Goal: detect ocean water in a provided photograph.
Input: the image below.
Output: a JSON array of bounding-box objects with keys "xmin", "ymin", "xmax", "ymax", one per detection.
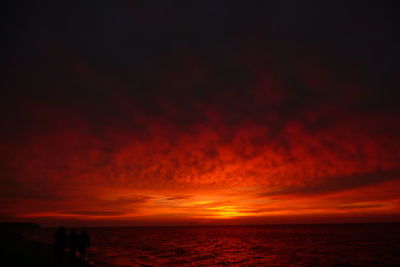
[{"xmin": 22, "ymin": 224, "xmax": 400, "ymax": 266}]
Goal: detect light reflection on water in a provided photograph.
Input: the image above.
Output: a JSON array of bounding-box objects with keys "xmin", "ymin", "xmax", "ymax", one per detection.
[{"xmin": 23, "ymin": 224, "xmax": 400, "ymax": 266}]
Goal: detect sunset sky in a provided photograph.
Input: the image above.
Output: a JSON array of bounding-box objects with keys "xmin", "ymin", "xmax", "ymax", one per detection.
[{"xmin": 1, "ymin": 1, "xmax": 400, "ymax": 226}]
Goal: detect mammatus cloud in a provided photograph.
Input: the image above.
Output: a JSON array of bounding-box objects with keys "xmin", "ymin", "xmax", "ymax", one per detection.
[{"xmin": 1, "ymin": 0, "xmax": 399, "ymax": 225}]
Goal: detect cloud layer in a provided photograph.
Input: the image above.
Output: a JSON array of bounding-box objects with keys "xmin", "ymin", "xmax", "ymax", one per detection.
[{"xmin": 1, "ymin": 0, "xmax": 399, "ymax": 225}]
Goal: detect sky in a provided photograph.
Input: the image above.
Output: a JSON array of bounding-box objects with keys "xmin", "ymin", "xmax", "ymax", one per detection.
[{"xmin": 1, "ymin": 1, "xmax": 400, "ymax": 226}]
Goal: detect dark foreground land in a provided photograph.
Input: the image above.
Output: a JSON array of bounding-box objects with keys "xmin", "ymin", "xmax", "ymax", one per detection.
[{"xmin": 0, "ymin": 231, "xmax": 92, "ymax": 267}]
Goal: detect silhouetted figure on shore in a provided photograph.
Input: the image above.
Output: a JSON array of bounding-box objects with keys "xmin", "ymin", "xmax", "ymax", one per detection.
[
  {"xmin": 68, "ymin": 229, "xmax": 79, "ymax": 262},
  {"xmin": 54, "ymin": 226, "xmax": 67, "ymax": 263},
  {"xmin": 78, "ymin": 229, "xmax": 91, "ymax": 259}
]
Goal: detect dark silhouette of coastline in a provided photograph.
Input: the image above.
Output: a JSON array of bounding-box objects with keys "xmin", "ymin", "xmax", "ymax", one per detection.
[
  {"xmin": 0, "ymin": 224, "xmax": 93, "ymax": 267},
  {"xmin": 0, "ymin": 222, "xmax": 40, "ymax": 230}
]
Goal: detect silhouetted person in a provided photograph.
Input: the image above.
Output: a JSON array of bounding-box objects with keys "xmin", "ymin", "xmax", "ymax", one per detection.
[
  {"xmin": 54, "ymin": 226, "xmax": 67, "ymax": 263},
  {"xmin": 78, "ymin": 229, "xmax": 91, "ymax": 259},
  {"xmin": 68, "ymin": 229, "xmax": 79, "ymax": 262}
]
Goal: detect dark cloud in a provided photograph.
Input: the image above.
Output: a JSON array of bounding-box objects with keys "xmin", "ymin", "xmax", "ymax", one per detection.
[
  {"xmin": 165, "ymin": 195, "xmax": 192, "ymax": 201},
  {"xmin": 338, "ymin": 203, "xmax": 387, "ymax": 210},
  {"xmin": 106, "ymin": 195, "xmax": 153, "ymax": 206},
  {"xmin": 62, "ymin": 210, "xmax": 126, "ymax": 216},
  {"xmin": 261, "ymin": 168, "xmax": 400, "ymax": 197}
]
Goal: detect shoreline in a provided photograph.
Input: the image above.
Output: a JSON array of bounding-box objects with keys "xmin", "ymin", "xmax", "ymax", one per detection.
[{"xmin": 0, "ymin": 231, "xmax": 93, "ymax": 267}]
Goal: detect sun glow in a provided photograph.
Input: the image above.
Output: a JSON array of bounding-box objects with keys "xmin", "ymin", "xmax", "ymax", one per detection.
[{"xmin": 205, "ymin": 206, "xmax": 243, "ymax": 218}]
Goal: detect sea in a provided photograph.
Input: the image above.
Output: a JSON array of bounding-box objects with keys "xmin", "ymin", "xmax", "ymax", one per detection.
[{"xmin": 19, "ymin": 223, "xmax": 400, "ymax": 266}]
